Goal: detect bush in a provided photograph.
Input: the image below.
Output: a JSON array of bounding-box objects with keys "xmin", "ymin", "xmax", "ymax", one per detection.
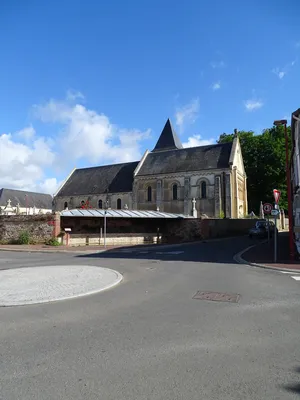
[
  {"xmin": 18, "ymin": 231, "xmax": 30, "ymax": 245},
  {"xmin": 45, "ymin": 237, "xmax": 60, "ymax": 246}
]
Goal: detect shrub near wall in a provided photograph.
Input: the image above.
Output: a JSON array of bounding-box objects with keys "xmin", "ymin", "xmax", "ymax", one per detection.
[{"xmin": 0, "ymin": 215, "xmax": 55, "ymax": 244}]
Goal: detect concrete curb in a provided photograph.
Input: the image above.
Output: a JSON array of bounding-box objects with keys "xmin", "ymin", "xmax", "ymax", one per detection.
[
  {"xmin": 233, "ymin": 241, "xmax": 300, "ymax": 273},
  {"xmin": 0, "ymin": 235, "xmax": 246, "ymax": 255}
]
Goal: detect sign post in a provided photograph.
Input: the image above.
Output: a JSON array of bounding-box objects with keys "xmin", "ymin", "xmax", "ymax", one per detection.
[
  {"xmin": 273, "ymin": 189, "xmax": 281, "ymax": 263},
  {"xmin": 263, "ymin": 203, "xmax": 273, "ymax": 243},
  {"xmin": 104, "ymin": 210, "xmax": 107, "ymax": 248}
]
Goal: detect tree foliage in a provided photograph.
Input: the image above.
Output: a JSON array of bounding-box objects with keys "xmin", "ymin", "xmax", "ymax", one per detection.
[{"xmin": 217, "ymin": 126, "xmax": 291, "ymax": 214}]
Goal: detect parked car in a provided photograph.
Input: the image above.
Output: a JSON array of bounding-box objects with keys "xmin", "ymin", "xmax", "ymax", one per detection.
[{"xmin": 249, "ymin": 219, "xmax": 278, "ymax": 239}]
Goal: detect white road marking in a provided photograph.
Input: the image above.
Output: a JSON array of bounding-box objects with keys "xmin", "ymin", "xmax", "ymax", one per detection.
[
  {"xmin": 155, "ymin": 251, "xmax": 184, "ymax": 255},
  {"xmin": 291, "ymin": 276, "xmax": 300, "ymax": 281},
  {"xmin": 279, "ymin": 271, "xmax": 299, "ymax": 274}
]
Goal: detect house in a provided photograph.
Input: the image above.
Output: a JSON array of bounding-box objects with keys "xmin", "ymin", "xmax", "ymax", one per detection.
[
  {"xmin": 53, "ymin": 119, "xmax": 248, "ymax": 218},
  {"xmin": 291, "ymin": 108, "xmax": 300, "ymax": 254},
  {"xmin": 0, "ymin": 188, "xmax": 53, "ymax": 215}
]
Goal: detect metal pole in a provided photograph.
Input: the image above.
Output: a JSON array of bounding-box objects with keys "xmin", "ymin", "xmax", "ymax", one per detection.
[
  {"xmin": 267, "ymin": 215, "xmax": 270, "ymax": 243},
  {"xmin": 274, "ymin": 211, "xmax": 277, "ymax": 263},
  {"xmin": 284, "ymin": 123, "xmax": 295, "ymax": 260},
  {"xmin": 104, "ymin": 211, "xmax": 107, "ymax": 248}
]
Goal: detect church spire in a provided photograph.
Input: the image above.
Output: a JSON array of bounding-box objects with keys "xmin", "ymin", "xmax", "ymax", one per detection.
[{"xmin": 152, "ymin": 119, "xmax": 183, "ymax": 152}]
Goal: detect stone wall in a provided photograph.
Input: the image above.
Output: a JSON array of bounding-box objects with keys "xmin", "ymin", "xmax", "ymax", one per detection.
[
  {"xmin": 53, "ymin": 192, "xmax": 133, "ymax": 212},
  {"xmin": 62, "ymin": 233, "xmax": 161, "ymax": 247},
  {"xmin": 134, "ymin": 172, "xmax": 217, "ymax": 216},
  {"xmin": 0, "ymin": 214, "xmax": 58, "ymax": 244},
  {"xmin": 162, "ymin": 218, "xmax": 255, "ymax": 243},
  {"xmin": 199, "ymin": 218, "xmax": 255, "ymax": 239}
]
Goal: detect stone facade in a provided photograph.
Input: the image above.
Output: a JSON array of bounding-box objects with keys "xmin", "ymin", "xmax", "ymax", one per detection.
[{"xmin": 53, "ymin": 192, "xmax": 133, "ymax": 213}]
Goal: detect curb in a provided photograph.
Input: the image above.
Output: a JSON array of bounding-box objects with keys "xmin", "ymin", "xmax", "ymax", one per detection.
[
  {"xmin": 0, "ymin": 247, "xmax": 107, "ymax": 255},
  {"xmin": 233, "ymin": 241, "xmax": 300, "ymax": 273},
  {"xmin": 0, "ymin": 235, "xmax": 247, "ymax": 255}
]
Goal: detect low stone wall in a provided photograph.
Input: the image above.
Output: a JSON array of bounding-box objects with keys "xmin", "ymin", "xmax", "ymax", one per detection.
[
  {"xmin": 199, "ymin": 218, "xmax": 255, "ymax": 239},
  {"xmin": 162, "ymin": 218, "xmax": 255, "ymax": 243},
  {"xmin": 61, "ymin": 233, "xmax": 161, "ymax": 247},
  {"xmin": 0, "ymin": 214, "xmax": 58, "ymax": 244}
]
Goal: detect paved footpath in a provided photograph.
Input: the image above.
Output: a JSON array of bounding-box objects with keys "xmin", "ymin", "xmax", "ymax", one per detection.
[{"xmin": 240, "ymin": 232, "xmax": 300, "ymax": 271}]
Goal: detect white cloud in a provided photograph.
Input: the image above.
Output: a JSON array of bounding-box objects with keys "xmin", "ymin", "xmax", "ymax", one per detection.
[
  {"xmin": 272, "ymin": 60, "xmax": 296, "ymax": 79},
  {"xmin": 272, "ymin": 68, "xmax": 286, "ymax": 79},
  {"xmin": 175, "ymin": 98, "xmax": 199, "ymax": 132},
  {"xmin": 244, "ymin": 99, "xmax": 264, "ymax": 111},
  {"xmin": 183, "ymin": 134, "xmax": 215, "ymax": 148},
  {"xmin": 211, "ymin": 81, "xmax": 221, "ymax": 91},
  {"xmin": 0, "ymin": 93, "xmax": 150, "ymax": 194},
  {"xmin": 210, "ymin": 61, "xmax": 226, "ymax": 68},
  {"xmin": 34, "ymin": 98, "xmax": 150, "ymax": 165},
  {"xmin": 0, "ymin": 132, "xmax": 56, "ymax": 193},
  {"xmin": 16, "ymin": 125, "xmax": 35, "ymax": 140}
]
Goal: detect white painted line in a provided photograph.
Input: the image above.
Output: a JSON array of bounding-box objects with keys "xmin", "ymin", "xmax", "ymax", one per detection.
[
  {"xmin": 291, "ymin": 276, "xmax": 300, "ymax": 281},
  {"xmin": 279, "ymin": 271, "xmax": 300, "ymax": 274},
  {"xmin": 156, "ymin": 251, "xmax": 184, "ymax": 255}
]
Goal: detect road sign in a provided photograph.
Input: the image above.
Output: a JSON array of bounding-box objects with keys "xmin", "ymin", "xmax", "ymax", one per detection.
[
  {"xmin": 271, "ymin": 209, "xmax": 279, "ymax": 216},
  {"xmin": 263, "ymin": 203, "xmax": 273, "ymax": 214},
  {"xmin": 273, "ymin": 189, "xmax": 281, "ymax": 204}
]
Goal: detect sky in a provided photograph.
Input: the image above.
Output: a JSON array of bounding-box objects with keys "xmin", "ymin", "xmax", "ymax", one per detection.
[{"xmin": 0, "ymin": 0, "xmax": 300, "ymax": 195}]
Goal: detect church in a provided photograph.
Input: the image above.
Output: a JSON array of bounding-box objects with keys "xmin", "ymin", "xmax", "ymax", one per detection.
[{"xmin": 53, "ymin": 119, "xmax": 248, "ymax": 218}]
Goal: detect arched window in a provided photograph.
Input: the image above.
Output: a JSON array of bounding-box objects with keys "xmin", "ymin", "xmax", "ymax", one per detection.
[
  {"xmin": 117, "ymin": 198, "xmax": 122, "ymax": 209},
  {"xmin": 64, "ymin": 202, "xmax": 68, "ymax": 209},
  {"xmin": 201, "ymin": 181, "xmax": 207, "ymax": 199},
  {"xmin": 172, "ymin": 184, "xmax": 178, "ymax": 200},
  {"xmin": 147, "ymin": 186, "xmax": 152, "ymax": 202},
  {"xmin": 98, "ymin": 199, "xmax": 103, "ymax": 209}
]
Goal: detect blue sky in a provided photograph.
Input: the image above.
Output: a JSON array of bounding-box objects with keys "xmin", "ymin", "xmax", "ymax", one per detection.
[{"xmin": 0, "ymin": 0, "xmax": 300, "ymax": 194}]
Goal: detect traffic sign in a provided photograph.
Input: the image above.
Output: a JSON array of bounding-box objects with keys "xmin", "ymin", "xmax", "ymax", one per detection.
[
  {"xmin": 271, "ymin": 209, "xmax": 279, "ymax": 216},
  {"xmin": 263, "ymin": 203, "xmax": 273, "ymax": 214},
  {"xmin": 273, "ymin": 189, "xmax": 281, "ymax": 204}
]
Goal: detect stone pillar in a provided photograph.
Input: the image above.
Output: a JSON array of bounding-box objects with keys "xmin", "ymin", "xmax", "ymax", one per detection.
[
  {"xmin": 184, "ymin": 177, "xmax": 190, "ymax": 215},
  {"xmin": 214, "ymin": 175, "xmax": 222, "ymax": 217},
  {"xmin": 156, "ymin": 179, "xmax": 162, "ymax": 211},
  {"xmin": 225, "ymin": 173, "xmax": 232, "ymax": 218},
  {"xmin": 53, "ymin": 212, "xmax": 61, "ymax": 237}
]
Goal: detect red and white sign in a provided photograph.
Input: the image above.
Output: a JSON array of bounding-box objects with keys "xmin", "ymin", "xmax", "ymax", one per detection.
[
  {"xmin": 263, "ymin": 203, "xmax": 273, "ymax": 214},
  {"xmin": 273, "ymin": 189, "xmax": 281, "ymax": 204}
]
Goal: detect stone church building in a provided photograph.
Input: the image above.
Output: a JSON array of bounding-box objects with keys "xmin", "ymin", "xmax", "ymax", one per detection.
[{"xmin": 53, "ymin": 119, "xmax": 248, "ymax": 218}]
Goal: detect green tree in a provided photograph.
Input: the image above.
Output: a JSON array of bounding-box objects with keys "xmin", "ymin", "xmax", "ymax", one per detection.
[{"xmin": 217, "ymin": 126, "xmax": 291, "ymax": 214}]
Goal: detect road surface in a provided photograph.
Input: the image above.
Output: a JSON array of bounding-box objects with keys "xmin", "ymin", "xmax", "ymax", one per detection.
[{"xmin": 1, "ymin": 236, "xmax": 300, "ymax": 399}]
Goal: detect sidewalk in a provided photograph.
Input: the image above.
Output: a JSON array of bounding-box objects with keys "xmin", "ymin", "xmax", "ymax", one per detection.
[
  {"xmin": 241, "ymin": 232, "xmax": 300, "ymax": 271},
  {"xmin": 0, "ymin": 243, "xmax": 140, "ymax": 254}
]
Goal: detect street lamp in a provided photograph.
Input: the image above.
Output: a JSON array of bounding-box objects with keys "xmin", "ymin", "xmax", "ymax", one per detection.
[{"xmin": 273, "ymin": 119, "xmax": 294, "ymax": 260}]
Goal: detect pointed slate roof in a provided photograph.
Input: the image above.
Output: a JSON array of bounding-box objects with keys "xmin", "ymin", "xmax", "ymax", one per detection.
[{"xmin": 152, "ymin": 119, "xmax": 183, "ymax": 152}]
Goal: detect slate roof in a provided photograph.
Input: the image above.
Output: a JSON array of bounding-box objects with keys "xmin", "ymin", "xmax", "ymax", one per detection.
[
  {"xmin": 153, "ymin": 119, "xmax": 183, "ymax": 152},
  {"xmin": 136, "ymin": 142, "xmax": 233, "ymax": 176},
  {"xmin": 0, "ymin": 188, "xmax": 53, "ymax": 209},
  {"xmin": 57, "ymin": 161, "xmax": 139, "ymax": 197}
]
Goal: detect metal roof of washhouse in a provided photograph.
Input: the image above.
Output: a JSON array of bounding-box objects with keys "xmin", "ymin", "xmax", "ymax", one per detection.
[{"xmin": 60, "ymin": 209, "xmax": 194, "ymax": 219}]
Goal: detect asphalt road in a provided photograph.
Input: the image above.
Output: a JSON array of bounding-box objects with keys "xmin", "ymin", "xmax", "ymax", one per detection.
[{"xmin": 1, "ymin": 236, "xmax": 300, "ymax": 399}]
